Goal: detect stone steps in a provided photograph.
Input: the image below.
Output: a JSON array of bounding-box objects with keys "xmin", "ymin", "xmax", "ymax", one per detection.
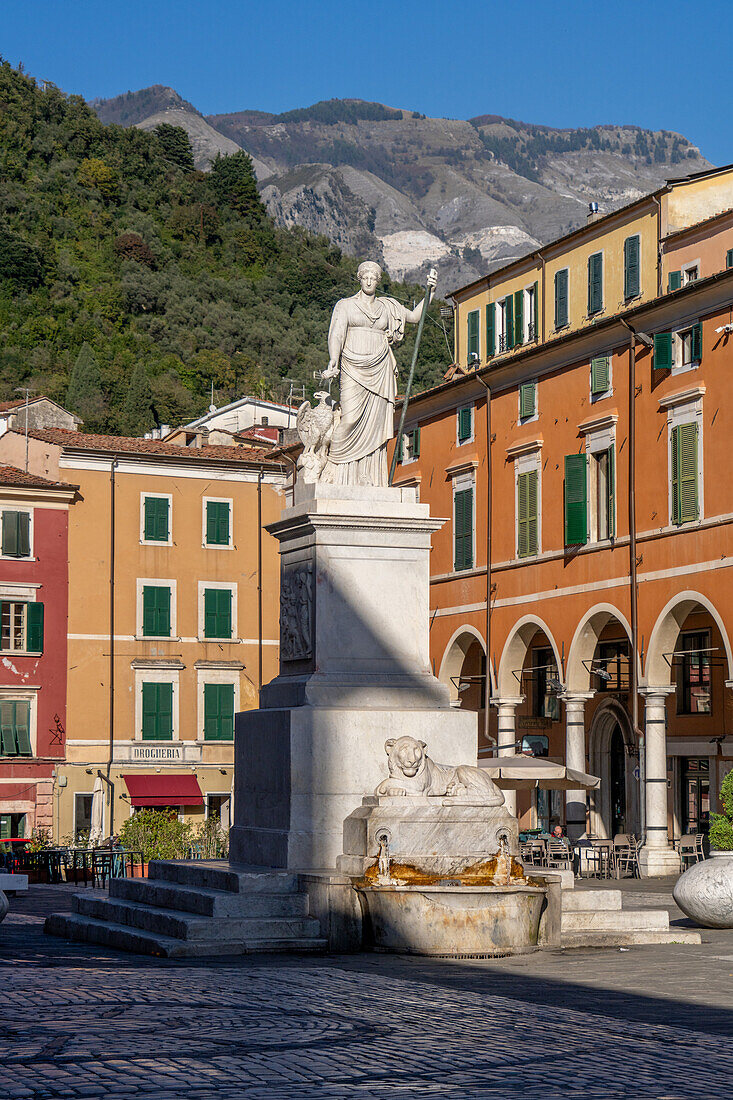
[
  {"xmin": 560, "ymin": 887, "xmax": 701, "ymax": 947},
  {"xmin": 109, "ymin": 877, "xmax": 308, "ymax": 918},
  {"xmin": 45, "ymin": 913, "xmax": 327, "ymax": 958},
  {"xmin": 44, "ymin": 860, "xmax": 327, "ymax": 958},
  {"xmin": 73, "ymin": 894, "xmax": 320, "ymax": 942}
]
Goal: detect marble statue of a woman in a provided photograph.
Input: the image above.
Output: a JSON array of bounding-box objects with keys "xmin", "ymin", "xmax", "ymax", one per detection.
[{"xmin": 319, "ymin": 261, "xmax": 437, "ymax": 487}]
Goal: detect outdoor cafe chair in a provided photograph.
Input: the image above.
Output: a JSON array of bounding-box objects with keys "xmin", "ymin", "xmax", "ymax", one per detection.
[
  {"xmin": 614, "ymin": 834, "xmax": 640, "ymax": 879},
  {"xmin": 520, "ymin": 839, "xmax": 546, "ymax": 867},
  {"xmin": 678, "ymin": 833, "xmax": 705, "ymax": 868},
  {"xmin": 546, "ymin": 839, "xmax": 573, "ymax": 871}
]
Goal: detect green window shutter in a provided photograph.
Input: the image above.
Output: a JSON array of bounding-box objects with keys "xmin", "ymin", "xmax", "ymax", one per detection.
[
  {"xmin": 14, "ymin": 702, "xmax": 30, "ymax": 755},
  {"xmin": 532, "ymin": 280, "xmax": 539, "ymax": 337},
  {"xmin": 146, "ymin": 586, "xmax": 171, "ymax": 637},
  {"xmin": 672, "ymin": 423, "xmax": 699, "ymax": 525},
  {"xmin": 413, "ymin": 426, "xmax": 420, "ymax": 458},
  {"xmin": 467, "ymin": 310, "xmax": 479, "ymax": 363},
  {"xmin": 653, "ymin": 332, "xmax": 673, "ymax": 370},
  {"xmin": 691, "ymin": 322, "xmax": 702, "ymax": 362},
  {"xmin": 486, "ymin": 302, "xmax": 495, "ymax": 357},
  {"xmin": 505, "ymin": 295, "xmax": 514, "ymax": 349},
  {"xmin": 17, "ymin": 513, "xmax": 30, "ymax": 557},
  {"xmin": 554, "ymin": 269, "xmax": 568, "ymax": 328},
  {"xmin": 0, "ymin": 701, "xmax": 13, "ymax": 754},
  {"xmin": 204, "ymin": 588, "xmax": 232, "ymax": 639},
  {"xmin": 26, "ymin": 602, "xmax": 44, "ymax": 653},
  {"xmin": 144, "ymin": 497, "xmax": 169, "ymax": 541},
  {"xmin": 2, "ymin": 512, "xmax": 18, "ymax": 557},
  {"xmin": 204, "ymin": 683, "xmax": 235, "ymax": 741},
  {"xmin": 590, "ymin": 356, "xmax": 610, "ymax": 395},
  {"xmin": 624, "ymin": 236, "xmax": 640, "ymax": 299},
  {"xmin": 668, "ymin": 270, "xmax": 682, "ymax": 292},
  {"xmin": 519, "ymin": 381, "xmax": 536, "ymax": 419},
  {"xmin": 514, "ymin": 290, "xmax": 524, "ymax": 346},
  {"xmin": 588, "ymin": 253, "xmax": 603, "ymax": 314},
  {"xmin": 142, "ymin": 682, "xmax": 173, "ymax": 740},
  {"xmin": 206, "ymin": 501, "xmax": 230, "ymax": 545},
  {"xmin": 564, "ymin": 453, "xmax": 588, "ymax": 546},
  {"xmin": 457, "ymin": 406, "xmax": 472, "ymax": 443},
  {"xmin": 517, "ymin": 470, "xmax": 538, "ymax": 558},
  {"xmin": 607, "ymin": 446, "xmax": 616, "ymax": 539},
  {"xmin": 454, "ymin": 487, "xmax": 474, "ymax": 570},
  {"xmin": 397, "ymin": 432, "xmax": 404, "ymax": 462},
  {"xmin": 727, "ymin": 249, "xmax": 733, "ymax": 269}
]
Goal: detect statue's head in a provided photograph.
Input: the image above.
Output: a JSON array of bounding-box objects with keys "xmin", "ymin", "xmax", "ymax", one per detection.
[{"xmin": 357, "ymin": 260, "xmax": 382, "ymax": 294}]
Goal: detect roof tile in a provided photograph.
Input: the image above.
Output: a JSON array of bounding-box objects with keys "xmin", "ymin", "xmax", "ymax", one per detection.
[{"xmin": 19, "ymin": 428, "xmax": 281, "ymax": 465}]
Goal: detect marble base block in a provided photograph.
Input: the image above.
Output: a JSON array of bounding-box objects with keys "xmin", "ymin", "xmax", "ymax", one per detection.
[{"xmin": 338, "ymin": 795, "xmax": 518, "ymax": 878}]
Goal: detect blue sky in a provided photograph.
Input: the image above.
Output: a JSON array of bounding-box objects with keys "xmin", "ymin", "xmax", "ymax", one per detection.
[{"xmin": 2, "ymin": 0, "xmax": 730, "ymax": 164}]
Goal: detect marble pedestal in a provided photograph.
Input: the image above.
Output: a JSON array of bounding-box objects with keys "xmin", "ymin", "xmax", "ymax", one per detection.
[{"xmin": 231, "ymin": 483, "xmax": 477, "ymax": 871}]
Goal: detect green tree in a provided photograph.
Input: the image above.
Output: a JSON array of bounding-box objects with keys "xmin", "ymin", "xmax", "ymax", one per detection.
[
  {"xmin": 65, "ymin": 343, "xmax": 106, "ymax": 430},
  {"xmin": 208, "ymin": 150, "xmax": 264, "ymax": 217},
  {"xmin": 154, "ymin": 123, "xmax": 195, "ymax": 172},
  {"xmin": 76, "ymin": 157, "xmax": 120, "ymax": 201},
  {"xmin": 119, "ymin": 361, "xmax": 156, "ymax": 436}
]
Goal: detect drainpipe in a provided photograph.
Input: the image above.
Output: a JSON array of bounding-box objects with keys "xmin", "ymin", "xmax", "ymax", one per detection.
[
  {"xmin": 620, "ymin": 322, "xmax": 645, "ymax": 843},
  {"xmin": 476, "ymin": 376, "xmax": 492, "ymax": 747},
  {"xmin": 107, "ymin": 458, "xmax": 117, "ymax": 837}
]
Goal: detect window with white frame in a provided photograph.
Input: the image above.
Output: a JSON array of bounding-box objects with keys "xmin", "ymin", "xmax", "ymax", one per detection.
[
  {"xmin": 663, "ymin": 393, "xmax": 703, "ymax": 527},
  {"xmin": 134, "ymin": 666, "xmax": 180, "ymax": 741},
  {"xmin": 198, "ymin": 582, "xmax": 237, "ymax": 641},
  {"xmin": 0, "ymin": 691, "xmax": 36, "ymax": 757},
  {"xmin": 197, "ymin": 667, "xmax": 241, "ymax": 742},
  {"xmin": 0, "ymin": 599, "xmax": 44, "ymax": 653},
  {"xmin": 398, "ymin": 426, "xmax": 420, "ymax": 464},
  {"xmin": 497, "ymin": 297, "xmax": 508, "ymax": 352},
  {"xmin": 140, "ymin": 494, "xmax": 172, "ymax": 545},
  {"xmin": 203, "ymin": 498, "xmax": 232, "ymax": 548},
  {"xmin": 586, "ymin": 426, "xmax": 616, "ymax": 543},
  {"xmin": 525, "ymin": 283, "xmax": 538, "ymax": 342},
  {"xmin": 457, "ymin": 405, "xmax": 473, "ymax": 445},
  {"xmin": 1, "ymin": 509, "xmax": 32, "ymax": 558},
  {"xmin": 515, "ymin": 451, "xmax": 541, "ymax": 559},
  {"xmin": 682, "ymin": 260, "xmax": 700, "ymax": 285},
  {"xmin": 137, "ymin": 580, "xmax": 176, "ymax": 639},
  {"xmin": 653, "ymin": 322, "xmax": 703, "ymax": 375}
]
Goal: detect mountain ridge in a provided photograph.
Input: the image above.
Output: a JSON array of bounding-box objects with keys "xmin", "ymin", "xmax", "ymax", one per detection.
[{"xmin": 90, "ymin": 88, "xmax": 713, "ymax": 286}]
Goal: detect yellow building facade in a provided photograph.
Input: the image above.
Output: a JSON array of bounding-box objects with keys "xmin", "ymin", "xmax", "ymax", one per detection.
[
  {"xmin": 0, "ymin": 428, "xmax": 286, "ymax": 842},
  {"xmin": 453, "ymin": 165, "xmax": 733, "ymax": 370}
]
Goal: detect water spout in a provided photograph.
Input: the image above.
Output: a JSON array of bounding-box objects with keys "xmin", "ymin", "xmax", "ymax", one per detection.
[
  {"xmin": 498, "ymin": 834, "xmax": 511, "ymax": 886},
  {"xmin": 377, "ymin": 833, "xmax": 392, "ymax": 884}
]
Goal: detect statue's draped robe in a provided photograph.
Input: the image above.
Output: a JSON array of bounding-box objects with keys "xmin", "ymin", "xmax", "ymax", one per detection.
[{"xmin": 325, "ymin": 293, "xmax": 408, "ymax": 486}]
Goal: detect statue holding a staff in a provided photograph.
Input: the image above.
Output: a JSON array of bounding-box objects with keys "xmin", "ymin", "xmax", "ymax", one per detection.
[{"xmin": 297, "ymin": 261, "xmax": 436, "ymax": 487}]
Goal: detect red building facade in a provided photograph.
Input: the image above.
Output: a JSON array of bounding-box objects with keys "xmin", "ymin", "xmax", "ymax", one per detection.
[{"xmin": 0, "ymin": 465, "xmax": 76, "ymax": 840}]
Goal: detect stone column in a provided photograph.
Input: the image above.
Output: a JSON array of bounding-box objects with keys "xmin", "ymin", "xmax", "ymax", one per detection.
[
  {"xmin": 562, "ymin": 693, "xmax": 594, "ymax": 841},
  {"xmin": 638, "ymin": 687, "xmax": 681, "ymax": 878},
  {"xmin": 492, "ymin": 697, "xmax": 524, "ymax": 817}
]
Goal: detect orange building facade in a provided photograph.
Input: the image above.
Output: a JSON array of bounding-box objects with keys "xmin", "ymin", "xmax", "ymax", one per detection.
[{"xmin": 396, "ymin": 263, "xmax": 733, "ymax": 876}]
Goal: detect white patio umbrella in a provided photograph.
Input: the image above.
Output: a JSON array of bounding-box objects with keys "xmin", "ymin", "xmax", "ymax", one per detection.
[
  {"xmin": 479, "ymin": 754, "xmax": 600, "ymax": 791},
  {"xmin": 89, "ymin": 775, "xmax": 105, "ymax": 846},
  {"xmin": 228, "ymin": 773, "xmax": 235, "ymax": 830}
]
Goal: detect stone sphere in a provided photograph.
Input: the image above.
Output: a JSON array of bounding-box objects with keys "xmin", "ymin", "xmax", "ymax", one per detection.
[
  {"xmin": 0, "ymin": 890, "xmax": 8, "ymax": 924},
  {"xmin": 673, "ymin": 851, "xmax": 733, "ymax": 928}
]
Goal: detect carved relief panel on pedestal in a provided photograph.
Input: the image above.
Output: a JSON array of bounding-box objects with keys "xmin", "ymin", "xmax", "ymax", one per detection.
[{"xmin": 280, "ymin": 562, "xmax": 313, "ymax": 661}]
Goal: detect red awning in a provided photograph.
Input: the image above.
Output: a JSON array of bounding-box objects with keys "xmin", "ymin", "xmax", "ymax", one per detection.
[{"xmin": 122, "ymin": 774, "xmax": 204, "ymax": 807}]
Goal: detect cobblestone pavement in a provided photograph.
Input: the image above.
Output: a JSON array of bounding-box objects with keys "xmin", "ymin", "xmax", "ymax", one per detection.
[{"xmin": 1, "ymin": 886, "xmax": 732, "ymax": 1099}]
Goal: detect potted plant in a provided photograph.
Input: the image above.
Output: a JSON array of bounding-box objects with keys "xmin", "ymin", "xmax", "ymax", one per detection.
[
  {"xmin": 673, "ymin": 769, "xmax": 733, "ymax": 928},
  {"xmin": 118, "ymin": 809, "xmax": 193, "ymax": 876},
  {"xmin": 26, "ymin": 828, "xmax": 52, "ymax": 883}
]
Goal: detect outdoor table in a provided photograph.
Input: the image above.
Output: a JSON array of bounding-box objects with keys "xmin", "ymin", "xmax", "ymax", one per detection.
[{"xmin": 577, "ymin": 839, "xmax": 614, "ymax": 879}]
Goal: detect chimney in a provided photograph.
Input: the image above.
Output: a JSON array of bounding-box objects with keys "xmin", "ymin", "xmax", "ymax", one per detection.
[{"xmin": 587, "ymin": 201, "xmax": 601, "ymax": 224}]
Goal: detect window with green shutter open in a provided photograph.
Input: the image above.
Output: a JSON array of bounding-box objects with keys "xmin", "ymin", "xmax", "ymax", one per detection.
[
  {"xmin": 517, "ymin": 469, "xmax": 539, "ymax": 558},
  {"xmin": 0, "ymin": 601, "xmax": 43, "ymax": 653},
  {"xmin": 554, "ymin": 269, "xmax": 569, "ymax": 329},
  {"xmin": 204, "ymin": 683, "xmax": 235, "ymax": 741},
  {"xmin": 142, "ymin": 586, "xmax": 171, "ymax": 637},
  {"xmin": 590, "ymin": 447, "xmax": 615, "ymax": 542},
  {"xmin": 141, "ymin": 682, "xmax": 173, "ymax": 741},
  {"xmin": 486, "ymin": 302, "xmax": 495, "ymax": 357},
  {"xmin": 624, "ymin": 235, "xmax": 640, "ymax": 300},
  {"xmin": 204, "ymin": 588, "xmax": 233, "ymax": 639},
  {"xmin": 513, "ymin": 290, "xmax": 524, "ymax": 347},
  {"xmin": 206, "ymin": 501, "xmax": 230, "ymax": 546},
  {"xmin": 680, "ymin": 323, "xmax": 702, "ymax": 367},
  {"xmin": 399, "ymin": 426, "xmax": 420, "ymax": 463},
  {"xmin": 143, "ymin": 496, "xmax": 169, "ymax": 542},
  {"xmin": 519, "ymin": 381, "xmax": 536, "ymax": 419},
  {"xmin": 1, "ymin": 511, "xmax": 31, "ymax": 558},
  {"xmin": 564, "ymin": 454, "xmax": 587, "ymax": 546},
  {"xmin": 590, "ymin": 356, "xmax": 611, "ymax": 396},
  {"xmin": 671, "ymin": 422, "xmax": 699, "ymax": 525},
  {"xmin": 466, "ymin": 309, "xmax": 480, "ymax": 364},
  {"xmin": 587, "ymin": 252, "xmax": 603, "ymax": 315},
  {"xmin": 654, "ymin": 332, "xmax": 673, "ymax": 370},
  {"xmin": 454, "ymin": 487, "xmax": 474, "ymax": 571},
  {"xmin": 668, "ymin": 270, "xmax": 682, "ymax": 292},
  {"xmin": 457, "ymin": 406, "xmax": 472, "ymax": 444},
  {"xmin": 0, "ymin": 700, "xmax": 31, "ymax": 756}
]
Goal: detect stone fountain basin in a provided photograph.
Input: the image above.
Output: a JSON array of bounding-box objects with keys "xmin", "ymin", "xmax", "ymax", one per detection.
[{"xmin": 357, "ymin": 883, "xmax": 546, "ymax": 956}]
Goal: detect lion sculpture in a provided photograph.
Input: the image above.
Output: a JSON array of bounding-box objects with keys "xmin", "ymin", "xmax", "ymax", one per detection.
[{"xmin": 376, "ymin": 736, "xmax": 505, "ymax": 807}]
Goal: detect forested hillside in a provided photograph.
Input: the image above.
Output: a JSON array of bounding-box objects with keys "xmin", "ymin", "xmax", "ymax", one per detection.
[{"xmin": 0, "ymin": 63, "xmax": 451, "ymax": 436}]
